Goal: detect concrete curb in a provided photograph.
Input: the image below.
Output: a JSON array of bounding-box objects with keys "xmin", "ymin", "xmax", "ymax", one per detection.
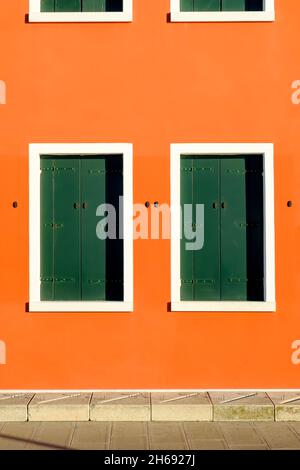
[{"xmin": 0, "ymin": 392, "xmax": 300, "ymax": 422}]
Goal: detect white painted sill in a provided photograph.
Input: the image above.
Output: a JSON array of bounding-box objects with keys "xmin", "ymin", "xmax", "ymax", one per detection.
[
  {"xmin": 29, "ymin": 301, "xmax": 133, "ymax": 312},
  {"xmin": 170, "ymin": 11, "xmax": 275, "ymax": 22},
  {"xmin": 171, "ymin": 302, "xmax": 276, "ymax": 312},
  {"xmin": 29, "ymin": 12, "xmax": 133, "ymax": 23}
]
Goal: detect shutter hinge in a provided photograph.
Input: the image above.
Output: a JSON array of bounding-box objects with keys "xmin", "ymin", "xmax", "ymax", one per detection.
[
  {"xmin": 181, "ymin": 167, "xmax": 214, "ymax": 172},
  {"xmin": 182, "ymin": 279, "xmax": 215, "ymax": 285},
  {"xmin": 40, "ymin": 278, "xmax": 75, "ymax": 283},
  {"xmin": 43, "ymin": 223, "xmax": 64, "ymax": 229},
  {"xmin": 88, "ymin": 279, "xmax": 123, "ymax": 285},
  {"xmin": 239, "ymin": 222, "xmax": 260, "ymax": 228},
  {"xmin": 88, "ymin": 169, "xmax": 123, "ymax": 175}
]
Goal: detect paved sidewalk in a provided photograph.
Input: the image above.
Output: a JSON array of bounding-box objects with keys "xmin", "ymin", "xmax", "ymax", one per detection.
[{"xmin": 0, "ymin": 421, "xmax": 300, "ymax": 450}]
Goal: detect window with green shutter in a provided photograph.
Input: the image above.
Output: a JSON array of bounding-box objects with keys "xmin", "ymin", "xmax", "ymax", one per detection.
[
  {"xmin": 41, "ymin": 0, "xmax": 123, "ymax": 12},
  {"xmin": 180, "ymin": 155, "xmax": 264, "ymax": 301},
  {"xmin": 40, "ymin": 155, "xmax": 124, "ymax": 301},
  {"xmin": 180, "ymin": 0, "xmax": 263, "ymax": 11}
]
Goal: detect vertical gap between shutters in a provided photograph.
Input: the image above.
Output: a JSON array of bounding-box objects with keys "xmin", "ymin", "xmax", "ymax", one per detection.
[
  {"xmin": 192, "ymin": 158, "xmax": 195, "ymax": 301},
  {"xmin": 79, "ymin": 157, "xmax": 83, "ymax": 301},
  {"xmin": 52, "ymin": 159, "xmax": 56, "ymax": 300},
  {"xmin": 218, "ymin": 158, "xmax": 222, "ymax": 301}
]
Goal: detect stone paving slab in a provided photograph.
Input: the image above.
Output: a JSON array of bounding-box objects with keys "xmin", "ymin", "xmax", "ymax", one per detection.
[
  {"xmin": 0, "ymin": 422, "xmax": 37, "ymax": 450},
  {"xmin": 290, "ymin": 422, "xmax": 300, "ymax": 437},
  {"xmin": 183, "ymin": 422, "xmax": 223, "ymax": 440},
  {"xmin": 148, "ymin": 422, "xmax": 188, "ymax": 450},
  {"xmin": 70, "ymin": 422, "xmax": 111, "ymax": 450},
  {"xmin": 110, "ymin": 422, "xmax": 148, "ymax": 450},
  {"xmin": 151, "ymin": 393, "xmax": 212, "ymax": 421},
  {"xmin": 28, "ymin": 393, "xmax": 91, "ymax": 422},
  {"xmin": 0, "ymin": 394, "xmax": 34, "ymax": 422},
  {"xmin": 254, "ymin": 422, "xmax": 300, "ymax": 449},
  {"xmin": 219, "ymin": 422, "xmax": 268, "ymax": 448},
  {"xmin": 90, "ymin": 393, "xmax": 150, "ymax": 422},
  {"xmin": 210, "ymin": 392, "xmax": 274, "ymax": 421},
  {"xmin": 268, "ymin": 393, "xmax": 300, "ymax": 421},
  {"xmin": 25, "ymin": 422, "xmax": 75, "ymax": 450},
  {"xmin": 183, "ymin": 422, "xmax": 227, "ymax": 450}
]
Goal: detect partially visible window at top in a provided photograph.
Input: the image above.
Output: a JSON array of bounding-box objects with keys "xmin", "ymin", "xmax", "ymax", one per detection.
[
  {"xmin": 29, "ymin": 0, "xmax": 132, "ymax": 22},
  {"xmin": 180, "ymin": 0, "xmax": 263, "ymax": 11},
  {"xmin": 172, "ymin": 0, "xmax": 275, "ymax": 21},
  {"xmin": 41, "ymin": 0, "xmax": 123, "ymax": 12}
]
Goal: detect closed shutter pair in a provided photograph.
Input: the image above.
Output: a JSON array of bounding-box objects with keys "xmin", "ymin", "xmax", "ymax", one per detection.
[
  {"xmin": 180, "ymin": 156, "xmax": 264, "ymax": 301},
  {"xmin": 40, "ymin": 156, "xmax": 123, "ymax": 301}
]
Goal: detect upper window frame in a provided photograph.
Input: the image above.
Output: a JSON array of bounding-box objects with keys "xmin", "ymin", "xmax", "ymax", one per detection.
[
  {"xmin": 29, "ymin": 143, "xmax": 133, "ymax": 313},
  {"xmin": 170, "ymin": 143, "xmax": 276, "ymax": 313},
  {"xmin": 170, "ymin": 0, "xmax": 275, "ymax": 22},
  {"xmin": 29, "ymin": 0, "xmax": 133, "ymax": 22}
]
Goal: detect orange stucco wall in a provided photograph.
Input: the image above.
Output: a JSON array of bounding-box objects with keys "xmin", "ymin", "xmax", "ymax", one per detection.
[{"xmin": 0, "ymin": 1, "xmax": 300, "ymax": 390}]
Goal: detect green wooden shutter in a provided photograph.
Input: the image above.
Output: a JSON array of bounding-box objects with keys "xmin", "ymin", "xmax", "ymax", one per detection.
[
  {"xmin": 193, "ymin": 157, "xmax": 221, "ymax": 300},
  {"xmin": 82, "ymin": 0, "xmax": 106, "ymax": 11},
  {"xmin": 53, "ymin": 158, "xmax": 81, "ymax": 300},
  {"xmin": 180, "ymin": 157, "xmax": 221, "ymax": 301},
  {"xmin": 40, "ymin": 158, "xmax": 55, "ymax": 300},
  {"xmin": 41, "ymin": 0, "xmax": 55, "ymax": 11},
  {"xmin": 81, "ymin": 157, "xmax": 106, "ymax": 301},
  {"xmin": 40, "ymin": 157, "xmax": 81, "ymax": 300},
  {"xmin": 220, "ymin": 158, "xmax": 247, "ymax": 300},
  {"xmin": 55, "ymin": 0, "xmax": 81, "ymax": 12},
  {"xmin": 222, "ymin": 0, "xmax": 245, "ymax": 11},
  {"xmin": 180, "ymin": 158, "xmax": 194, "ymax": 300},
  {"xmin": 81, "ymin": 156, "xmax": 123, "ymax": 301},
  {"xmin": 220, "ymin": 157, "xmax": 264, "ymax": 301}
]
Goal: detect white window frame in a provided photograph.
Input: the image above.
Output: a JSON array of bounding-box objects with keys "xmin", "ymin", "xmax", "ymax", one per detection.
[
  {"xmin": 170, "ymin": 0, "xmax": 275, "ymax": 22},
  {"xmin": 29, "ymin": 143, "xmax": 133, "ymax": 313},
  {"xmin": 29, "ymin": 0, "xmax": 133, "ymax": 22},
  {"xmin": 171, "ymin": 143, "xmax": 276, "ymax": 312}
]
